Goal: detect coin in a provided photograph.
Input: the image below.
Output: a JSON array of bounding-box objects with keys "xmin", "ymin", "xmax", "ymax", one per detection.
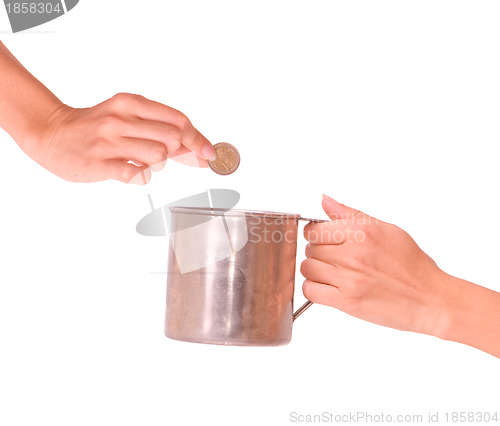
[{"xmin": 208, "ymin": 143, "xmax": 240, "ymax": 175}]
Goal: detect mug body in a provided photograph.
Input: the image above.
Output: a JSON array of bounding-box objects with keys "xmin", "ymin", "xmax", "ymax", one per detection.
[{"xmin": 165, "ymin": 207, "xmax": 300, "ymax": 346}]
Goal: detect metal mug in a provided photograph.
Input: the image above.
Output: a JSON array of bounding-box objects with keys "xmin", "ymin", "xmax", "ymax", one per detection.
[{"xmin": 165, "ymin": 206, "xmax": 326, "ymax": 346}]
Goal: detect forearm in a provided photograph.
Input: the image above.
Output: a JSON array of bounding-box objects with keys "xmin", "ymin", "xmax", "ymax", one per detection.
[
  {"xmin": 433, "ymin": 272, "xmax": 500, "ymax": 358},
  {"xmin": 0, "ymin": 41, "xmax": 64, "ymax": 155}
]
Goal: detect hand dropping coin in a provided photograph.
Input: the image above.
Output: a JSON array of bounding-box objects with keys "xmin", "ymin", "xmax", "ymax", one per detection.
[{"xmin": 208, "ymin": 143, "xmax": 240, "ymax": 175}]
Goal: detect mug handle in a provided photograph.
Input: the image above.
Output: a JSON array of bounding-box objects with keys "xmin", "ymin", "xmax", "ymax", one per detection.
[{"xmin": 292, "ymin": 217, "xmax": 329, "ymax": 322}]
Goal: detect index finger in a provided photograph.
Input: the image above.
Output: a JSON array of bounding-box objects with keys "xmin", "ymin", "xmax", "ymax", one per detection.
[
  {"xmin": 180, "ymin": 125, "xmax": 216, "ymax": 161},
  {"xmin": 111, "ymin": 94, "xmax": 216, "ymax": 160},
  {"xmin": 304, "ymin": 220, "xmax": 359, "ymax": 245}
]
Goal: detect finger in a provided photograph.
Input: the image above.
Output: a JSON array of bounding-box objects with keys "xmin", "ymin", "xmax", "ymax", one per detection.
[
  {"xmin": 305, "ymin": 243, "xmax": 350, "ymax": 267},
  {"xmin": 106, "ymin": 94, "xmax": 216, "ymax": 161},
  {"xmin": 119, "ymin": 118, "xmax": 183, "ymax": 153},
  {"xmin": 302, "ymin": 279, "xmax": 344, "ymax": 310},
  {"xmin": 129, "ymin": 167, "xmax": 152, "ymax": 185},
  {"xmin": 150, "ymin": 159, "xmax": 167, "ymax": 172},
  {"xmin": 303, "ymin": 221, "xmax": 351, "ymax": 244},
  {"xmin": 181, "ymin": 126, "xmax": 216, "ymax": 161},
  {"xmin": 300, "ymin": 258, "xmax": 338, "ymax": 285},
  {"xmin": 322, "ymin": 194, "xmax": 363, "ymax": 220},
  {"xmin": 107, "ymin": 137, "xmax": 169, "ymax": 167},
  {"xmin": 97, "ymin": 159, "xmax": 152, "ymax": 185},
  {"xmin": 107, "ymin": 93, "xmax": 187, "ymax": 127},
  {"xmin": 130, "ymin": 96, "xmax": 216, "ymax": 159},
  {"xmin": 168, "ymin": 145, "xmax": 209, "ymax": 168}
]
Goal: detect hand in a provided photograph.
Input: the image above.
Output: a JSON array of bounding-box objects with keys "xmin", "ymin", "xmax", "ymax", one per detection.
[
  {"xmin": 301, "ymin": 195, "xmax": 450, "ymax": 335},
  {"xmin": 301, "ymin": 195, "xmax": 500, "ymax": 357},
  {"xmin": 31, "ymin": 93, "xmax": 216, "ymax": 184}
]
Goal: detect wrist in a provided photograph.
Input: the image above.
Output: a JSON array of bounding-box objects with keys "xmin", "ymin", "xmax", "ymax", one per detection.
[
  {"xmin": 423, "ymin": 271, "xmax": 466, "ymax": 340},
  {"xmin": 0, "ymin": 41, "xmax": 67, "ymax": 156},
  {"xmin": 427, "ymin": 272, "xmax": 500, "ymax": 357},
  {"xmin": 24, "ymin": 102, "xmax": 73, "ymax": 163}
]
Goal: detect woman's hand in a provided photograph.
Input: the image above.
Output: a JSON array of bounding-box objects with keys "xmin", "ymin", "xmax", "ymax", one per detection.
[
  {"xmin": 0, "ymin": 42, "xmax": 215, "ymax": 184},
  {"xmin": 32, "ymin": 93, "xmax": 216, "ymax": 184},
  {"xmin": 301, "ymin": 195, "xmax": 454, "ymax": 335},
  {"xmin": 301, "ymin": 195, "xmax": 500, "ymax": 357}
]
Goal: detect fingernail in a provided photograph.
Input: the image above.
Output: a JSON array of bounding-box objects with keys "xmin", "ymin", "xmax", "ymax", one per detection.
[
  {"xmin": 201, "ymin": 144, "xmax": 217, "ymax": 161},
  {"xmin": 322, "ymin": 194, "xmax": 340, "ymax": 205},
  {"xmin": 150, "ymin": 160, "xmax": 167, "ymax": 172},
  {"xmin": 322, "ymin": 194, "xmax": 343, "ymax": 214}
]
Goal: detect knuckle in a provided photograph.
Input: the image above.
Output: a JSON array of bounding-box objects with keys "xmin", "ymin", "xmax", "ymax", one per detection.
[
  {"xmin": 98, "ymin": 114, "xmax": 123, "ymax": 135},
  {"xmin": 176, "ymin": 113, "xmax": 190, "ymax": 131},
  {"xmin": 172, "ymin": 139, "xmax": 182, "ymax": 152},
  {"xmin": 168, "ymin": 128, "xmax": 182, "ymax": 151},
  {"xmin": 305, "ymin": 243, "xmax": 320, "ymax": 259},
  {"xmin": 304, "ymin": 243, "xmax": 312, "ymax": 258},
  {"xmin": 149, "ymin": 144, "xmax": 168, "ymax": 164},
  {"xmin": 389, "ymin": 223, "xmax": 405, "ymax": 237},
  {"xmin": 300, "ymin": 259, "xmax": 311, "ymax": 276},
  {"xmin": 303, "ymin": 224, "xmax": 311, "ymax": 240},
  {"xmin": 111, "ymin": 92, "xmax": 129, "ymax": 105},
  {"xmin": 110, "ymin": 93, "xmax": 142, "ymax": 109},
  {"xmin": 119, "ymin": 165, "xmax": 136, "ymax": 183},
  {"xmin": 302, "ymin": 280, "xmax": 314, "ymax": 299},
  {"xmin": 303, "ymin": 226, "xmax": 309, "ymax": 241},
  {"xmin": 191, "ymin": 131, "xmax": 204, "ymax": 148}
]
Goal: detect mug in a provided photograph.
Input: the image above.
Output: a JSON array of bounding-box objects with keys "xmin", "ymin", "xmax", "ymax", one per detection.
[{"xmin": 165, "ymin": 206, "xmax": 326, "ymax": 346}]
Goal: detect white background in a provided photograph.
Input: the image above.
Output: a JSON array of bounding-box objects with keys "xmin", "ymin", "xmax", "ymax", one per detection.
[{"xmin": 1, "ymin": 1, "xmax": 499, "ymax": 425}]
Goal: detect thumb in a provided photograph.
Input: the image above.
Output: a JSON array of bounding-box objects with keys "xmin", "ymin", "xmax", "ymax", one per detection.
[{"xmin": 322, "ymin": 194, "xmax": 360, "ymax": 220}]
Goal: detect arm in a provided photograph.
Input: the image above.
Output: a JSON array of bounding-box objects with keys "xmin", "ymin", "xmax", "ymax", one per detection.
[
  {"xmin": 434, "ymin": 274, "xmax": 500, "ymax": 356},
  {"xmin": 301, "ymin": 195, "xmax": 500, "ymax": 358},
  {"xmin": 0, "ymin": 41, "xmax": 62, "ymax": 155},
  {"xmin": 0, "ymin": 41, "xmax": 216, "ymax": 184}
]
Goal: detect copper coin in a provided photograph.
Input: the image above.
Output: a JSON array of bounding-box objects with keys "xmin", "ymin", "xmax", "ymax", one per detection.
[{"xmin": 208, "ymin": 143, "xmax": 240, "ymax": 175}]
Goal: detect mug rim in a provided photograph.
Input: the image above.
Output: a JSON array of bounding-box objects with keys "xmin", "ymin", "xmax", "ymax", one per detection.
[{"xmin": 169, "ymin": 206, "xmax": 301, "ymax": 220}]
